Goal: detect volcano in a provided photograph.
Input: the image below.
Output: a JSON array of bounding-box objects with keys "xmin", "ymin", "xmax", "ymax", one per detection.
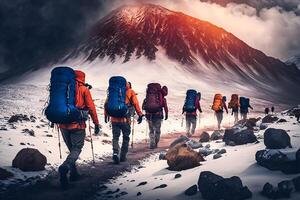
[{"xmin": 69, "ymin": 4, "xmax": 300, "ymax": 104}]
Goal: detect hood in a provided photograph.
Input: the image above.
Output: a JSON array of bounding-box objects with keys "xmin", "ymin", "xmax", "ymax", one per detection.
[
  {"xmin": 75, "ymin": 70, "xmax": 85, "ymax": 83},
  {"xmin": 126, "ymin": 82, "xmax": 131, "ymax": 90}
]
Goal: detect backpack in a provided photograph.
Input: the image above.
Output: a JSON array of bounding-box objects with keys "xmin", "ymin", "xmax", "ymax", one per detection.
[
  {"xmin": 45, "ymin": 66, "xmax": 84, "ymax": 124},
  {"xmin": 212, "ymin": 94, "xmax": 223, "ymax": 111},
  {"xmin": 228, "ymin": 94, "xmax": 239, "ymax": 109},
  {"xmin": 105, "ymin": 76, "xmax": 128, "ymax": 118},
  {"xmin": 184, "ymin": 89, "xmax": 198, "ymax": 112},
  {"xmin": 240, "ymin": 97, "xmax": 248, "ymax": 110},
  {"xmin": 143, "ymin": 83, "xmax": 164, "ymax": 113}
]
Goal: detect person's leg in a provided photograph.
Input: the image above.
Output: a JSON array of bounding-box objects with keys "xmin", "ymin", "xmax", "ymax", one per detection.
[
  {"xmin": 112, "ymin": 123, "xmax": 121, "ymax": 164},
  {"xmin": 148, "ymin": 120, "xmax": 156, "ymax": 149},
  {"xmin": 120, "ymin": 122, "xmax": 131, "ymax": 161},
  {"xmin": 216, "ymin": 112, "xmax": 223, "ymax": 130},
  {"xmin": 191, "ymin": 116, "xmax": 197, "ymax": 135},
  {"xmin": 186, "ymin": 115, "xmax": 192, "ymax": 137},
  {"xmin": 234, "ymin": 112, "xmax": 239, "ymax": 124},
  {"xmin": 59, "ymin": 129, "xmax": 71, "ymax": 188},
  {"xmin": 61, "ymin": 129, "xmax": 72, "ymax": 152},
  {"xmin": 154, "ymin": 119, "xmax": 162, "ymax": 147}
]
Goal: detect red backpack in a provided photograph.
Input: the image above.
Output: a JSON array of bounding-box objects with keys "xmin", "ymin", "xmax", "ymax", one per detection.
[{"xmin": 144, "ymin": 83, "xmax": 165, "ymax": 113}]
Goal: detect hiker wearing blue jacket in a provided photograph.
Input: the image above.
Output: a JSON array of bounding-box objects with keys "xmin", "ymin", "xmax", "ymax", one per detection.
[{"xmin": 240, "ymin": 97, "xmax": 253, "ymax": 120}]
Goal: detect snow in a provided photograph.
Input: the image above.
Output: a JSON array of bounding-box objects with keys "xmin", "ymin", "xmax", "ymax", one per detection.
[{"xmin": 95, "ymin": 114, "xmax": 300, "ymax": 200}]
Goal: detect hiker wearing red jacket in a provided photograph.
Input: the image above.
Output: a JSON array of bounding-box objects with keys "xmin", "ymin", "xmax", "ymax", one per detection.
[
  {"xmin": 142, "ymin": 84, "xmax": 168, "ymax": 149},
  {"xmin": 58, "ymin": 70, "xmax": 101, "ymax": 187}
]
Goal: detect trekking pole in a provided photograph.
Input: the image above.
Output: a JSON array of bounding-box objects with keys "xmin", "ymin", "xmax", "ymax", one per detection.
[
  {"xmin": 88, "ymin": 118, "xmax": 95, "ymax": 165},
  {"xmin": 56, "ymin": 125, "xmax": 62, "ymax": 160},
  {"xmin": 181, "ymin": 115, "xmax": 184, "ymax": 127},
  {"xmin": 131, "ymin": 116, "xmax": 135, "ymax": 149}
]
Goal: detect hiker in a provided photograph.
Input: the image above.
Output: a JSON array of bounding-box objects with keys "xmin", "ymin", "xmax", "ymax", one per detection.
[
  {"xmin": 271, "ymin": 106, "xmax": 275, "ymax": 114},
  {"xmin": 265, "ymin": 107, "xmax": 270, "ymax": 115},
  {"xmin": 58, "ymin": 70, "xmax": 101, "ymax": 188},
  {"xmin": 142, "ymin": 83, "xmax": 168, "ymax": 149},
  {"xmin": 182, "ymin": 90, "xmax": 202, "ymax": 137},
  {"xmin": 212, "ymin": 94, "xmax": 228, "ymax": 130},
  {"xmin": 240, "ymin": 97, "xmax": 253, "ymax": 120},
  {"xmin": 228, "ymin": 94, "xmax": 239, "ymax": 124},
  {"xmin": 104, "ymin": 77, "xmax": 143, "ymax": 164}
]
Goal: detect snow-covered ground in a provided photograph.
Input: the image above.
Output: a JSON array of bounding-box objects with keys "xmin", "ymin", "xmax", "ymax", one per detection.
[{"xmin": 94, "ymin": 114, "xmax": 300, "ymax": 200}]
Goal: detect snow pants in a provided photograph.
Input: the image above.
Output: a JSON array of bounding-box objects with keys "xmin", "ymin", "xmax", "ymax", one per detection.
[
  {"xmin": 112, "ymin": 122, "xmax": 131, "ymax": 157},
  {"xmin": 148, "ymin": 119, "xmax": 162, "ymax": 148},
  {"xmin": 215, "ymin": 111, "xmax": 224, "ymax": 130},
  {"xmin": 186, "ymin": 115, "xmax": 197, "ymax": 136}
]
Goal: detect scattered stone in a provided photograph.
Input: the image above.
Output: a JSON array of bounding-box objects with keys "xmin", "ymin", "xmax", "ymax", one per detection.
[
  {"xmin": 264, "ymin": 128, "xmax": 292, "ymax": 149},
  {"xmin": 277, "ymin": 119, "xmax": 287, "ymax": 123},
  {"xmin": 199, "ymin": 148, "xmax": 213, "ymax": 156},
  {"xmin": 8, "ymin": 144, "xmax": 13, "ymax": 146},
  {"xmin": 199, "ymin": 131, "xmax": 210, "ymax": 143},
  {"xmin": 137, "ymin": 181, "xmax": 147, "ymax": 187},
  {"xmin": 218, "ymin": 149, "xmax": 226, "ymax": 154},
  {"xmin": 174, "ymin": 174, "xmax": 182, "ymax": 179},
  {"xmin": 22, "ymin": 129, "xmax": 35, "ymax": 136},
  {"xmin": 184, "ymin": 185, "xmax": 198, "ymax": 196},
  {"xmin": 137, "ymin": 192, "xmax": 142, "ymax": 196},
  {"xmin": 12, "ymin": 148, "xmax": 47, "ymax": 171},
  {"xmin": 46, "ymin": 134, "xmax": 53, "ymax": 137},
  {"xmin": 153, "ymin": 184, "xmax": 167, "ymax": 190},
  {"xmin": 0, "ymin": 168, "xmax": 14, "ymax": 180},
  {"xmin": 169, "ymin": 135, "xmax": 189, "ymax": 148},
  {"xmin": 0, "ymin": 127, "xmax": 8, "ymax": 131},
  {"xmin": 223, "ymin": 129, "xmax": 257, "ymax": 146},
  {"xmin": 278, "ymin": 180, "xmax": 294, "ymax": 198},
  {"xmin": 20, "ymin": 142, "xmax": 26, "ymax": 145},
  {"xmin": 235, "ymin": 118, "xmax": 259, "ymax": 130},
  {"xmin": 205, "ymin": 144, "xmax": 210, "ymax": 149},
  {"xmin": 228, "ymin": 141, "xmax": 236, "ymax": 146},
  {"xmin": 262, "ymin": 115, "xmax": 279, "ymax": 123},
  {"xmin": 213, "ymin": 153, "xmax": 222, "ymax": 160},
  {"xmin": 186, "ymin": 139, "xmax": 203, "ymax": 149},
  {"xmin": 159, "ymin": 151, "xmax": 167, "ymax": 160},
  {"xmin": 166, "ymin": 142, "xmax": 205, "ymax": 171},
  {"xmin": 8, "ymin": 114, "xmax": 30, "ymax": 123},
  {"xmin": 211, "ymin": 130, "xmax": 222, "ymax": 140},
  {"xmin": 260, "ymin": 123, "xmax": 268, "ymax": 130}
]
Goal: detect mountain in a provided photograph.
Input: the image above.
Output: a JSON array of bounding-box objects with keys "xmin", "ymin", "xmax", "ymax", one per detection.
[{"xmin": 286, "ymin": 55, "xmax": 300, "ymax": 70}]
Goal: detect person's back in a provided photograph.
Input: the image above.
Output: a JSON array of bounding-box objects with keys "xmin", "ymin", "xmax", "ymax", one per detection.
[{"xmin": 264, "ymin": 107, "xmax": 270, "ymax": 115}]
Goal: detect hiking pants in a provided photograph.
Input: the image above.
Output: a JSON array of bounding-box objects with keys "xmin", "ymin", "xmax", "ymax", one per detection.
[
  {"xmin": 112, "ymin": 122, "xmax": 131, "ymax": 157},
  {"xmin": 215, "ymin": 111, "xmax": 223, "ymax": 130},
  {"xmin": 148, "ymin": 119, "xmax": 162, "ymax": 147},
  {"xmin": 186, "ymin": 115, "xmax": 197, "ymax": 136},
  {"xmin": 60, "ymin": 129, "xmax": 86, "ymax": 168},
  {"xmin": 241, "ymin": 113, "xmax": 248, "ymax": 120},
  {"xmin": 233, "ymin": 111, "xmax": 239, "ymax": 124}
]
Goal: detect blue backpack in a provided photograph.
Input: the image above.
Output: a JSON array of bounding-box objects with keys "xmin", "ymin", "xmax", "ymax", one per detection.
[
  {"xmin": 105, "ymin": 76, "xmax": 128, "ymax": 117},
  {"xmin": 45, "ymin": 66, "xmax": 83, "ymax": 124},
  {"xmin": 240, "ymin": 97, "xmax": 250, "ymax": 113},
  {"xmin": 184, "ymin": 89, "xmax": 198, "ymax": 112}
]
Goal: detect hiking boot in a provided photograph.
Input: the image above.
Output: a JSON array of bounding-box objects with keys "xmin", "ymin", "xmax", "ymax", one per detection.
[
  {"xmin": 120, "ymin": 155, "xmax": 127, "ymax": 162},
  {"xmin": 113, "ymin": 153, "xmax": 120, "ymax": 164},
  {"xmin": 69, "ymin": 164, "xmax": 80, "ymax": 182},
  {"xmin": 58, "ymin": 165, "xmax": 69, "ymax": 189}
]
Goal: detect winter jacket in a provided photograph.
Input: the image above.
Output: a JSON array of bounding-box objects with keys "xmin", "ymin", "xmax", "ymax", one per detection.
[
  {"xmin": 104, "ymin": 82, "xmax": 143, "ymax": 123},
  {"xmin": 182, "ymin": 98, "xmax": 202, "ymax": 116},
  {"xmin": 240, "ymin": 104, "xmax": 253, "ymax": 114},
  {"xmin": 142, "ymin": 97, "xmax": 168, "ymax": 120},
  {"xmin": 59, "ymin": 70, "xmax": 99, "ymax": 130}
]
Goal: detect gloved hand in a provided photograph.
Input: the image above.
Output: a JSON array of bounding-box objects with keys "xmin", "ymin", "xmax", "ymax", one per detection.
[
  {"xmin": 199, "ymin": 109, "xmax": 203, "ymax": 113},
  {"xmin": 104, "ymin": 115, "xmax": 110, "ymax": 123},
  {"xmin": 165, "ymin": 114, "xmax": 168, "ymax": 120},
  {"xmin": 94, "ymin": 124, "xmax": 102, "ymax": 135},
  {"xmin": 137, "ymin": 115, "xmax": 143, "ymax": 124}
]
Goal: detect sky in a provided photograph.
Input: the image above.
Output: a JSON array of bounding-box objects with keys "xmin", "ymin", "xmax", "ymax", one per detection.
[{"xmin": 0, "ymin": 0, "xmax": 299, "ymax": 79}]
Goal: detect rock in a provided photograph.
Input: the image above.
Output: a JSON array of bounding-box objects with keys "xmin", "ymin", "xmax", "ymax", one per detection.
[
  {"xmin": 278, "ymin": 180, "xmax": 294, "ymax": 198},
  {"xmin": 0, "ymin": 127, "xmax": 8, "ymax": 131},
  {"xmin": 277, "ymin": 119, "xmax": 287, "ymax": 123},
  {"xmin": 218, "ymin": 149, "xmax": 226, "ymax": 154},
  {"xmin": 223, "ymin": 129, "xmax": 257, "ymax": 146},
  {"xmin": 137, "ymin": 181, "xmax": 147, "ymax": 187},
  {"xmin": 46, "ymin": 134, "xmax": 53, "ymax": 137},
  {"xmin": 186, "ymin": 139, "xmax": 203, "ymax": 149},
  {"xmin": 260, "ymin": 123, "xmax": 268, "ymax": 130},
  {"xmin": 22, "ymin": 129, "xmax": 35, "ymax": 136},
  {"xmin": 174, "ymin": 174, "xmax": 182, "ymax": 179},
  {"xmin": 169, "ymin": 135, "xmax": 189, "ymax": 148},
  {"xmin": 236, "ymin": 118, "xmax": 259, "ymax": 130},
  {"xmin": 153, "ymin": 184, "xmax": 167, "ymax": 190},
  {"xmin": 211, "ymin": 130, "xmax": 222, "ymax": 140},
  {"xmin": 199, "ymin": 131, "xmax": 210, "ymax": 142},
  {"xmin": 205, "ymin": 144, "xmax": 210, "ymax": 149},
  {"xmin": 184, "ymin": 185, "xmax": 198, "ymax": 196},
  {"xmin": 0, "ymin": 168, "xmax": 14, "ymax": 180},
  {"xmin": 228, "ymin": 141, "xmax": 236, "ymax": 146},
  {"xmin": 159, "ymin": 151, "xmax": 167, "ymax": 160},
  {"xmin": 20, "ymin": 142, "xmax": 26, "ymax": 145},
  {"xmin": 12, "ymin": 148, "xmax": 47, "ymax": 171},
  {"xmin": 198, "ymin": 171, "xmax": 252, "ymax": 200},
  {"xmin": 264, "ymin": 128, "xmax": 292, "ymax": 149},
  {"xmin": 262, "ymin": 182, "xmax": 279, "ymax": 199},
  {"xmin": 166, "ymin": 142, "xmax": 205, "ymax": 171},
  {"xmin": 8, "ymin": 114, "xmax": 30, "ymax": 123},
  {"xmin": 292, "ymin": 176, "xmax": 300, "ymax": 191},
  {"xmin": 213, "ymin": 153, "xmax": 222, "ymax": 159},
  {"xmin": 137, "ymin": 192, "xmax": 142, "ymax": 196},
  {"xmin": 262, "ymin": 115, "xmax": 279, "ymax": 123},
  {"xmin": 199, "ymin": 148, "xmax": 213, "ymax": 156}
]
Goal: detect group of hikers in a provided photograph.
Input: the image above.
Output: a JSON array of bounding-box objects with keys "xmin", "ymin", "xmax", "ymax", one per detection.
[{"xmin": 44, "ymin": 67, "xmax": 254, "ymax": 188}]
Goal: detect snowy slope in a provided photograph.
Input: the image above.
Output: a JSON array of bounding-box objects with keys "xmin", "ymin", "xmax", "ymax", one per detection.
[
  {"xmin": 95, "ymin": 113, "xmax": 300, "ymax": 200},
  {"xmin": 286, "ymin": 55, "xmax": 300, "ymax": 70}
]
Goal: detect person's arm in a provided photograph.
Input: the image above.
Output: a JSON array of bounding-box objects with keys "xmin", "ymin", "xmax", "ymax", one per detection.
[
  {"xmin": 197, "ymin": 100, "xmax": 202, "ymax": 113},
  {"xmin": 223, "ymin": 101, "xmax": 228, "ymax": 113},
  {"xmin": 131, "ymin": 91, "xmax": 143, "ymax": 117},
  {"xmin": 163, "ymin": 98, "xmax": 168, "ymax": 120},
  {"xmin": 249, "ymin": 105, "xmax": 253, "ymax": 110},
  {"xmin": 84, "ymin": 89, "xmax": 99, "ymax": 125}
]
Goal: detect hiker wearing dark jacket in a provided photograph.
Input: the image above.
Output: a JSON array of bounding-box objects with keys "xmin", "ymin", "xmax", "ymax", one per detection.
[
  {"xmin": 58, "ymin": 70, "xmax": 101, "ymax": 188},
  {"xmin": 215, "ymin": 96, "xmax": 228, "ymax": 130},
  {"xmin": 240, "ymin": 99, "xmax": 253, "ymax": 120},
  {"xmin": 182, "ymin": 96, "xmax": 202, "ymax": 137}
]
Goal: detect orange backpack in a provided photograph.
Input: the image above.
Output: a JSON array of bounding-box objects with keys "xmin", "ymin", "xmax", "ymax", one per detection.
[
  {"xmin": 228, "ymin": 94, "xmax": 239, "ymax": 109},
  {"xmin": 212, "ymin": 94, "xmax": 223, "ymax": 111}
]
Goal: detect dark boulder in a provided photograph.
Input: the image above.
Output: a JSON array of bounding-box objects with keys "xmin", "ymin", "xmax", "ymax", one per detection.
[
  {"xmin": 262, "ymin": 182, "xmax": 279, "ymax": 199},
  {"xmin": 278, "ymin": 180, "xmax": 294, "ymax": 198},
  {"xmin": 169, "ymin": 135, "xmax": 189, "ymax": 148},
  {"xmin": 166, "ymin": 143, "xmax": 205, "ymax": 171},
  {"xmin": 186, "ymin": 139, "xmax": 203, "ymax": 149},
  {"xmin": 199, "ymin": 131, "xmax": 210, "ymax": 143},
  {"xmin": 260, "ymin": 123, "xmax": 268, "ymax": 130},
  {"xmin": 223, "ymin": 129, "xmax": 257, "ymax": 146},
  {"xmin": 198, "ymin": 171, "xmax": 252, "ymax": 200},
  {"xmin": 292, "ymin": 176, "xmax": 300, "ymax": 192},
  {"xmin": 262, "ymin": 115, "xmax": 279, "ymax": 123},
  {"xmin": 184, "ymin": 185, "xmax": 198, "ymax": 196},
  {"xmin": 12, "ymin": 148, "xmax": 47, "ymax": 171},
  {"xmin": 211, "ymin": 130, "xmax": 222, "ymax": 140},
  {"xmin": 199, "ymin": 148, "xmax": 213, "ymax": 157},
  {"xmin": 213, "ymin": 153, "xmax": 222, "ymax": 159},
  {"xmin": 277, "ymin": 119, "xmax": 287, "ymax": 123},
  {"xmin": 235, "ymin": 118, "xmax": 260, "ymax": 130},
  {"xmin": 0, "ymin": 168, "xmax": 14, "ymax": 180},
  {"xmin": 8, "ymin": 114, "xmax": 30, "ymax": 123},
  {"xmin": 264, "ymin": 128, "xmax": 292, "ymax": 149}
]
